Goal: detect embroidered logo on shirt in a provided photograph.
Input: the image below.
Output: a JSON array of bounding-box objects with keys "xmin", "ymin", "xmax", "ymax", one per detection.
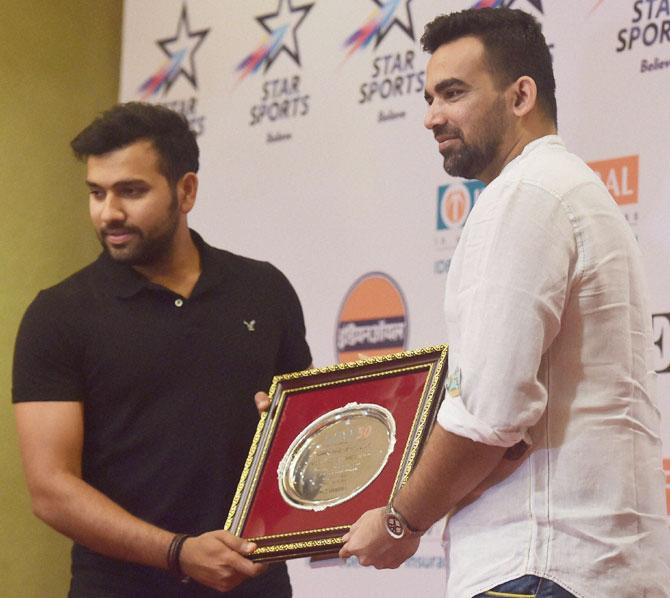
[
  {"xmin": 446, "ymin": 367, "xmax": 462, "ymax": 398},
  {"xmin": 243, "ymin": 320, "xmax": 256, "ymax": 332}
]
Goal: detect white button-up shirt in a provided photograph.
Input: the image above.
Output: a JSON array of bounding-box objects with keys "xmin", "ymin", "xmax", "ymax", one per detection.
[{"xmin": 437, "ymin": 136, "xmax": 670, "ymax": 597}]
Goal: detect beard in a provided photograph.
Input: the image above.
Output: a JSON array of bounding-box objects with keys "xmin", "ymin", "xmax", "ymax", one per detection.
[
  {"xmin": 99, "ymin": 191, "xmax": 180, "ymax": 266},
  {"xmin": 438, "ymin": 97, "xmax": 506, "ymax": 180}
]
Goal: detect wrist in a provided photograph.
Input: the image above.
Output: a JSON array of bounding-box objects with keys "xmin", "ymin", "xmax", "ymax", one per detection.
[
  {"xmin": 384, "ymin": 501, "xmax": 426, "ymax": 540},
  {"xmin": 167, "ymin": 533, "xmax": 193, "ymax": 584}
]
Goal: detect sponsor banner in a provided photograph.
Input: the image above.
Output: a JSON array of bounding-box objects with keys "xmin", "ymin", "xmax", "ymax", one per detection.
[
  {"xmin": 615, "ymin": 0, "xmax": 670, "ymax": 56},
  {"xmin": 121, "ymin": 13, "xmax": 670, "ymax": 598},
  {"xmin": 587, "ymin": 0, "xmax": 670, "ymax": 75},
  {"xmin": 344, "ymin": 0, "xmax": 425, "ymax": 124},
  {"xmin": 336, "ymin": 272, "xmax": 408, "ymax": 362},
  {"xmin": 236, "ymin": 0, "xmax": 314, "ymax": 143}
]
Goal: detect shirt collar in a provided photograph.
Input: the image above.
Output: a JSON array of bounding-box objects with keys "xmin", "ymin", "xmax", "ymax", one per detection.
[
  {"xmin": 98, "ymin": 230, "xmax": 227, "ymax": 299},
  {"xmin": 498, "ymin": 134, "xmax": 564, "ymax": 179}
]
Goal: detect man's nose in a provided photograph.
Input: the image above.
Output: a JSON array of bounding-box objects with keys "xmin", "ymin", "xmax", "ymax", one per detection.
[
  {"xmin": 424, "ymin": 101, "xmax": 445, "ymax": 131},
  {"xmin": 100, "ymin": 195, "xmax": 125, "ymax": 224}
]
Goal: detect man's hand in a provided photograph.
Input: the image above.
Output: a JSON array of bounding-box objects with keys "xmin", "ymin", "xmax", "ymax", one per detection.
[
  {"xmin": 254, "ymin": 391, "xmax": 271, "ymax": 416},
  {"xmin": 179, "ymin": 530, "xmax": 267, "ymax": 592},
  {"xmin": 338, "ymin": 507, "xmax": 420, "ymax": 569}
]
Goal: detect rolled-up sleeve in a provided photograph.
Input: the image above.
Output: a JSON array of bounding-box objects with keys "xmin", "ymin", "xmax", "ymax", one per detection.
[{"xmin": 437, "ymin": 179, "xmax": 578, "ymax": 447}]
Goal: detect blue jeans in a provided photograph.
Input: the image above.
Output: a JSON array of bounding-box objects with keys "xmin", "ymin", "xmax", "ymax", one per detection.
[{"xmin": 472, "ymin": 575, "xmax": 576, "ymax": 598}]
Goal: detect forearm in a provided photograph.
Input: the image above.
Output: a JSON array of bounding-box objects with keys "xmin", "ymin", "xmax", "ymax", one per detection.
[
  {"xmin": 15, "ymin": 401, "xmax": 263, "ymax": 593},
  {"xmin": 393, "ymin": 425, "xmax": 507, "ymax": 531},
  {"xmin": 30, "ymin": 470, "xmax": 172, "ymax": 570}
]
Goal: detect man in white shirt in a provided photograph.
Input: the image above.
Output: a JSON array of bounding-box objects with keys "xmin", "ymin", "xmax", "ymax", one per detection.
[{"xmin": 340, "ymin": 7, "xmax": 670, "ymax": 597}]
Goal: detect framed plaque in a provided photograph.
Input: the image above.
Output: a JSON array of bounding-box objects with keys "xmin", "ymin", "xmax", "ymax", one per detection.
[{"xmin": 225, "ymin": 345, "xmax": 448, "ymax": 562}]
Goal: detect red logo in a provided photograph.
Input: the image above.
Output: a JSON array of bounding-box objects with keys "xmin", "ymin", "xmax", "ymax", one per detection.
[{"xmin": 587, "ymin": 155, "xmax": 639, "ymax": 205}]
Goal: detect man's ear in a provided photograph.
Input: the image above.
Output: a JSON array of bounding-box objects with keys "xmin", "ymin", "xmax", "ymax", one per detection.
[
  {"xmin": 177, "ymin": 172, "xmax": 198, "ymax": 214},
  {"xmin": 509, "ymin": 75, "xmax": 538, "ymax": 118}
]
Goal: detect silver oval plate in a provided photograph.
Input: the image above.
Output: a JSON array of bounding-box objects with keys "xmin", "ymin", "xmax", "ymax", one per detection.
[{"xmin": 277, "ymin": 402, "xmax": 396, "ymax": 511}]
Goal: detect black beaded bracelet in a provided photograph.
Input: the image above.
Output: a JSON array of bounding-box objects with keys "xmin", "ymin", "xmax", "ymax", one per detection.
[{"xmin": 167, "ymin": 533, "xmax": 193, "ymax": 584}]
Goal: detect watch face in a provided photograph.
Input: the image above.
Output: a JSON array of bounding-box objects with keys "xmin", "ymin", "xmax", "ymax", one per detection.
[{"xmin": 385, "ymin": 513, "xmax": 405, "ymax": 539}]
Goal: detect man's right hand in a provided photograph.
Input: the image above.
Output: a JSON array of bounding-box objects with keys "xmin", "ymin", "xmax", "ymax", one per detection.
[{"xmin": 179, "ymin": 530, "xmax": 267, "ymax": 592}]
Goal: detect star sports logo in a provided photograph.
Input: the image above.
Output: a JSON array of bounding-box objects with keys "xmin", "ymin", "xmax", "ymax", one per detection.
[
  {"xmin": 236, "ymin": 0, "xmax": 314, "ymax": 80},
  {"xmin": 137, "ymin": 4, "xmax": 210, "ymax": 99},
  {"xmin": 343, "ymin": 0, "xmax": 415, "ymax": 57},
  {"xmin": 471, "ymin": 0, "xmax": 543, "ymax": 11}
]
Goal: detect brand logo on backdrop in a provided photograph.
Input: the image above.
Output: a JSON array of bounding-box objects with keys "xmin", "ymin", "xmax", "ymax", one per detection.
[
  {"xmin": 615, "ymin": 0, "xmax": 670, "ymax": 74},
  {"xmin": 652, "ymin": 312, "xmax": 670, "ymax": 373},
  {"xmin": 434, "ymin": 181, "xmax": 484, "ymax": 275},
  {"xmin": 347, "ymin": 1, "xmax": 424, "ymax": 123},
  {"xmin": 588, "ymin": 155, "xmax": 639, "ymax": 227},
  {"xmin": 236, "ymin": 0, "xmax": 313, "ymax": 80},
  {"xmin": 239, "ymin": 0, "xmax": 314, "ymax": 142},
  {"xmin": 136, "ymin": 3, "xmax": 209, "ymax": 135},
  {"xmin": 437, "ymin": 181, "xmax": 483, "ymax": 230},
  {"xmin": 336, "ymin": 272, "xmax": 408, "ymax": 363},
  {"xmin": 343, "ymin": 0, "xmax": 415, "ymax": 57}
]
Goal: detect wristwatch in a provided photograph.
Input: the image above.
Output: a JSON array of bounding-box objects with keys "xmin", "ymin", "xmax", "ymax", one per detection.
[{"xmin": 384, "ymin": 502, "xmax": 425, "ymax": 540}]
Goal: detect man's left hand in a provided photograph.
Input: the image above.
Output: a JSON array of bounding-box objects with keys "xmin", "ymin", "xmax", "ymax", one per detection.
[
  {"xmin": 253, "ymin": 391, "xmax": 271, "ymax": 416},
  {"xmin": 338, "ymin": 507, "xmax": 421, "ymax": 569}
]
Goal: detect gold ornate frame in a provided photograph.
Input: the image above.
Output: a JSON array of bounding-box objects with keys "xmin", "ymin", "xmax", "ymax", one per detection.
[{"xmin": 225, "ymin": 345, "xmax": 448, "ymax": 562}]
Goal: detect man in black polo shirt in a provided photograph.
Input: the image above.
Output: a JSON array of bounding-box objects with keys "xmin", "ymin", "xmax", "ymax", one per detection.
[{"xmin": 12, "ymin": 102, "xmax": 312, "ymax": 597}]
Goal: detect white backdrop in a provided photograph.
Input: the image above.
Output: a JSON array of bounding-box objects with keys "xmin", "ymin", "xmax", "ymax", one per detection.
[{"xmin": 120, "ymin": 1, "xmax": 670, "ymax": 595}]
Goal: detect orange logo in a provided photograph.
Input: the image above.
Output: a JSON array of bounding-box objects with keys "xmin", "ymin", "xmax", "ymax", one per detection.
[
  {"xmin": 336, "ymin": 272, "xmax": 408, "ymax": 363},
  {"xmin": 587, "ymin": 155, "xmax": 639, "ymax": 205}
]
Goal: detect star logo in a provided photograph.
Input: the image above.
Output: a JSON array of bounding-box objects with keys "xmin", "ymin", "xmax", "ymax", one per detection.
[
  {"xmin": 236, "ymin": 0, "xmax": 314, "ymax": 80},
  {"xmin": 372, "ymin": 0, "xmax": 415, "ymax": 48},
  {"xmin": 343, "ymin": 0, "xmax": 415, "ymax": 57},
  {"xmin": 138, "ymin": 4, "xmax": 210, "ymax": 99}
]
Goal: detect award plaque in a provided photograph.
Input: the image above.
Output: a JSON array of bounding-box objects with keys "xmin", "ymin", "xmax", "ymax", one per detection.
[{"xmin": 225, "ymin": 345, "xmax": 448, "ymax": 562}]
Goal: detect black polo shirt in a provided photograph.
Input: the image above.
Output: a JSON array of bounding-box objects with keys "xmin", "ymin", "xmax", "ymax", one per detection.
[{"xmin": 13, "ymin": 231, "xmax": 312, "ymax": 597}]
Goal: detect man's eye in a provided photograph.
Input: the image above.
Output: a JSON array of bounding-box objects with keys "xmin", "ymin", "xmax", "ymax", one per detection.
[
  {"xmin": 122, "ymin": 187, "xmax": 145, "ymax": 198},
  {"xmin": 446, "ymin": 89, "xmax": 463, "ymax": 99},
  {"xmin": 89, "ymin": 190, "xmax": 105, "ymax": 200}
]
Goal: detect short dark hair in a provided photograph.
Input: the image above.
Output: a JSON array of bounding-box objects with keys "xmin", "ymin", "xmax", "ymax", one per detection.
[
  {"xmin": 421, "ymin": 8, "xmax": 557, "ymax": 126},
  {"xmin": 70, "ymin": 102, "xmax": 199, "ymax": 186}
]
